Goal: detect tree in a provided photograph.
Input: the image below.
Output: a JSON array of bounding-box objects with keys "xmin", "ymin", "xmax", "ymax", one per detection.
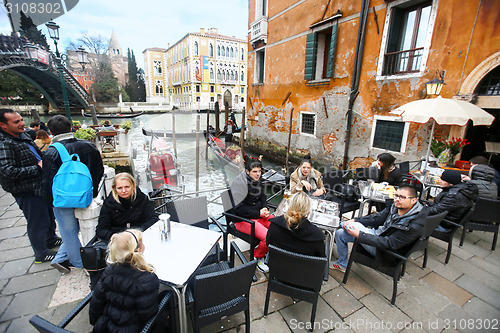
[
  {"xmin": 90, "ymin": 57, "xmax": 120, "ymax": 103},
  {"xmin": 18, "ymin": 11, "xmax": 50, "ymax": 50},
  {"xmin": 0, "ymin": 70, "xmax": 47, "ymax": 105},
  {"xmin": 124, "ymin": 48, "xmax": 146, "ymax": 102}
]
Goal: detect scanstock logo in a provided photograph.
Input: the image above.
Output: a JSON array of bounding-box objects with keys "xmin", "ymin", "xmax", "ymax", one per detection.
[{"xmin": 4, "ymin": 0, "xmax": 79, "ymax": 31}]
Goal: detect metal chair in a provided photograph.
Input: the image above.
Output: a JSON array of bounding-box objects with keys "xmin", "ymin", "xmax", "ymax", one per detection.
[
  {"xmin": 29, "ymin": 291, "xmax": 175, "ymax": 333},
  {"xmin": 343, "ymin": 210, "xmax": 445, "ymax": 305},
  {"xmin": 460, "ymin": 198, "xmax": 500, "ymax": 251},
  {"xmin": 264, "ymin": 245, "xmax": 327, "ymax": 332},
  {"xmin": 186, "ymin": 242, "xmax": 257, "ymax": 333}
]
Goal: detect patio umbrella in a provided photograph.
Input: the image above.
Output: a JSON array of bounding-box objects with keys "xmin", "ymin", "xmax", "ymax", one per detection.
[{"xmin": 391, "ymin": 96, "xmax": 495, "ymax": 169}]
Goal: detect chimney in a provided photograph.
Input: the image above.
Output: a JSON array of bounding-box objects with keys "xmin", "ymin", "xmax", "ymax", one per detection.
[{"xmin": 200, "ymin": 28, "xmax": 205, "ymax": 34}]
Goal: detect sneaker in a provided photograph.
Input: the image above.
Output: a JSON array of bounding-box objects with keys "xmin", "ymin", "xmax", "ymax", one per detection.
[
  {"xmin": 329, "ymin": 261, "xmax": 346, "ymax": 273},
  {"xmin": 51, "ymin": 260, "xmax": 71, "ymax": 274},
  {"xmin": 34, "ymin": 250, "xmax": 57, "ymax": 264},
  {"xmin": 47, "ymin": 237, "xmax": 63, "ymax": 249},
  {"xmin": 256, "ymin": 258, "xmax": 269, "ymax": 273}
]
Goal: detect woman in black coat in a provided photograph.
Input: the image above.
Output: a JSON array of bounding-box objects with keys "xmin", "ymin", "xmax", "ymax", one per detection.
[
  {"xmin": 97, "ymin": 173, "xmax": 158, "ymax": 241},
  {"xmin": 267, "ymin": 192, "xmax": 325, "ymax": 257}
]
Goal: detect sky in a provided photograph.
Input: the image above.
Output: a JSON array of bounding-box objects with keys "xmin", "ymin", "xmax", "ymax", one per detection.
[{"xmin": 0, "ymin": 0, "xmax": 249, "ymax": 69}]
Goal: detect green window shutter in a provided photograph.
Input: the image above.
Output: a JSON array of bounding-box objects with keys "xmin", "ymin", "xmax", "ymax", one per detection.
[
  {"xmin": 304, "ymin": 33, "xmax": 318, "ymax": 80},
  {"xmin": 326, "ymin": 21, "xmax": 338, "ymax": 78}
]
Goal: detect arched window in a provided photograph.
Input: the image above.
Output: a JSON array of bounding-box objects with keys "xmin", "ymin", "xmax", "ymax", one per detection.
[
  {"xmin": 221, "ymin": 47, "xmax": 225, "ymax": 57},
  {"xmin": 217, "ymin": 69, "xmax": 221, "ymax": 81},
  {"xmin": 209, "ymin": 44, "xmax": 214, "ymax": 57},
  {"xmin": 241, "ymin": 48, "xmax": 244, "ymax": 61},
  {"xmin": 210, "ymin": 68, "xmax": 214, "ymax": 80},
  {"xmin": 155, "ymin": 80, "xmax": 163, "ymax": 95},
  {"xmin": 230, "ymin": 47, "xmax": 234, "ymax": 58},
  {"xmin": 241, "ymin": 71, "xmax": 244, "ymax": 81},
  {"xmin": 217, "ymin": 45, "xmax": 220, "ymax": 56},
  {"xmin": 226, "ymin": 46, "xmax": 230, "ymax": 57},
  {"xmin": 194, "ymin": 42, "xmax": 199, "ymax": 56}
]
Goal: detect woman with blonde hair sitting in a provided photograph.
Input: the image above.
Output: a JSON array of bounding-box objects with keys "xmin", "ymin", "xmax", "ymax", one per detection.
[
  {"xmin": 97, "ymin": 173, "xmax": 157, "ymax": 241},
  {"xmin": 89, "ymin": 230, "xmax": 172, "ymax": 332},
  {"xmin": 267, "ymin": 192, "xmax": 325, "ymax": 257}
]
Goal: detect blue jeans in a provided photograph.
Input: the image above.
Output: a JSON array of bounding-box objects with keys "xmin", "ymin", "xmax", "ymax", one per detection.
[
  {"xmin": 14, "ymin": 195, "xmax": 57, "ymax": 259},
  {"xmin": 52, "ymin": 207, "xmax": 83, "ymax": 268},
  {"xmin": 334, "ymin": 221, "xmax": 377, "ymax": 268}
]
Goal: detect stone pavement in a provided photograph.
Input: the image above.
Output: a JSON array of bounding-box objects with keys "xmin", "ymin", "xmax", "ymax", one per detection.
[{"xmin": 1, "ymin": 186, "xmax": 499, "ymax": 332}]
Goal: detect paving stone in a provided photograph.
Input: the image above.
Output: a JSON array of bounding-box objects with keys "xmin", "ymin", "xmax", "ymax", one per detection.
[
  {"xmin": 28, "ymin": 261, "xmax": 53, "ymax": 274},
  {"xmin": 248, "ymin": 311, "xmax": 290, "ymax": 332},
  {"xmin": 462, "ymin": 297, "xmax": 500, "ymax": 325},
  {"xmin": 352, "ymin": 265, "xmax": 398, "ymax": 302},
  {"xmin": 280, "ymin": 297, "xmax": 342, "ymax": 333},
  {"xmin": 0, "ymin": 226, "xmax": 26, "ymax": 241},
  {"xmin": 469, "ymin": 256, "xmax": 500, "ymax": 277},
  {"xmin": 320, "ymin": 275, "xmax": 340, "ymax": 295},
  {"xmin": 0, "ymin": 257, "xmax": 34, "ymax": 280},
  {"xmin": 12, "ymin": 216, "xmax": 27, "ymax": 228},
  {"xmin": 0, "ymin": 322, "xmax": 10, "ymax": 332},
  {"xmin": 202, "ymin": 310, "xmax": 244, "ymax": 331},
  {"xmin": 395, "ymin": 292, "xmax": 446, "ymax": 333},
  {"xmin": 340, "ymin": 271, "xmax": 373, "ymax": 299},
  {"xmin": 5, "ymin": 316, "xmax": 37, "ymax": 333},
  {"xmin": 1, "ymin": 246, "xmax": 33, "ymax": 263},
  {"xmin": 2, "ymin": 270, "xmax": 60, "ymax": 295},
  {"xmin": 45, "ymin": 300, "xmax": 93, "ymax": 333},
  {"xmin": 322, "ymin": 286, "xmax": 363, "ymax": 318},
  {"xmin": 437, "ymin": 302, "xmax": 499, "ymax": 333},
  {"xmin": 249, "ymin": 279, "xmax": 293, "ymax": 320},
  {"xmin": 0, "ymin": 278, "xmax": 8, "ymax": 292},
  {"xmin": 0, "ymin": 209, "xmax": 22, "ymax": 220},
  {"xmin": 0, "ymin": 286, "xmax": 53, "ymax": 321},
  {"xmin": 0, "ymin": 236, "xmax": 31, "ymax": 251},
  {"xmin": 0, "ymin": 197, "xmax": 16, "ymax": 207},
  {"xmin": 457, "ymin": 237, "xmax": 493, "ymax": 258},
  {"xmin": 423, "ymin": 256, "xmax": 463, "ymax": 282},
  {"xmin": 449, "ymin": 258, "xmax": 500, "ymax": 293},
  {"xmin": 484, "ymin": 252, "xmax": 500, "ymax": 267},
  {"xmin": 0, "ymin": 294, "xmax": 13, "ymax": 319},
  {"xmin": 360, "ymin": 292, "xmax": 412, "ymax": 332},
  {"xmin": 344, "ymin": 307, "xmax": 392, "ymax": 333},
  {"xmin": 403, "ymin": 261, "xmax": 431, "ymax": 280},
  {"xmin": 404, "ymin": 283, "xmax": 451, "ymax": 314},
  {"xmin": 454, "ymin": 274, "xmax": 500, "ymax": 310},
  {"xmin": 422, "ymin": 272, "xmax": 472, "ymax": 306}
]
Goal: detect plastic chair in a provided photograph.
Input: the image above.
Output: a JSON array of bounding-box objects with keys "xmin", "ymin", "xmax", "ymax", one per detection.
[
  {"xmin": 187, "ymin": 242, "xmax": 257, "ymax": 333},
  {"xmin": 220, "ymin": 188, "xmax": 260, "ymax": 261},
  {"xmin": 29, "ymin": 291, "xmax": 175, "ymax": 333},
  {"xmin": 460, "ymin": 198, "xmax": 500, "ymax": 251},
  {"xmin": 342, "ymin": 210, "xmax": 446, "ymax": 305},
  {"xmin": 264, "ymin": 245, "xmax": 327, "ymax": 332},
  {"xmin": 322, "ymin": 171, "xmax": 360, "ymax": 218},
  {"xmin": 429, "ymin": 204, "xmax": 476, "ymax": 264}
]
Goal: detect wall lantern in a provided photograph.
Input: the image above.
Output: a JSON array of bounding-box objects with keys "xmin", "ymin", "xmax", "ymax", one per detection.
[
  {"xmin": 425, "ymin": 70, "xmax": 446, "ymax": 96},
  {"xmin": 76, "ymin": 46, "xmax": 88, "ymax": 71}
]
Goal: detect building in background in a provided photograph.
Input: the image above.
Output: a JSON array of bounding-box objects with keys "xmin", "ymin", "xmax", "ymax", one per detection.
[
  {"xmin": 246, "ymin": 0, "xmax": 500, "ymax": 170},
  {"xmin": 143, "ymin": 28, "xmax": 248, "ymax": 111}
]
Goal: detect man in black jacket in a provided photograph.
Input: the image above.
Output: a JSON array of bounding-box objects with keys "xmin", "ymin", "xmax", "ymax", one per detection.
[
  {"xmin": 42, "ymin": 115, "xmax": 104, "ymax": 273},
  {"xmin": 331, "ymin": 185, "xmax": 426, "ymax": 272},
  {"xmin": 429, "ymin": 169, "xmax": 478, "ymax": 232},
  {"xmin": 0, "ymin": 109, "xmax": 60, "ymax": 263}
]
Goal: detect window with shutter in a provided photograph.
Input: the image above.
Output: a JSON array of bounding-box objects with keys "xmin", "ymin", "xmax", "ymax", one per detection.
[{"xmin": 305, "ymin": 22, "xmax": 338, "ymax": 81}]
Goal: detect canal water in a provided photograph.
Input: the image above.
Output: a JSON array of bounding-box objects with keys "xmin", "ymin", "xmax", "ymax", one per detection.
[{"xmin": 24, "ymin": 112, "xmax": 283, "ymax": 215}]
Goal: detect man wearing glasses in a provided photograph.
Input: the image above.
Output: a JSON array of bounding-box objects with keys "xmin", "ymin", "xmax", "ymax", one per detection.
[{"xmin": 331, "ymin": 185, "xmax": 427, "ymax": 272}]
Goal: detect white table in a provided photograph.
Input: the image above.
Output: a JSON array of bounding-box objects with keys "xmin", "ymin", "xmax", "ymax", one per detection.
[{"xmin": 142, "ymin": 221, "xmax": 222, "ymax": 333}]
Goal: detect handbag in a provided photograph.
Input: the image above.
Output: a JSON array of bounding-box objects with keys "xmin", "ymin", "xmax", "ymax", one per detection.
[{"xmin": 80, "ymin": 240, "xmax": 108, "ymax": 271}]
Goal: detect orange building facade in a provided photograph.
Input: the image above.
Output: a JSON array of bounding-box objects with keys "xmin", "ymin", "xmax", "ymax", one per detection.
[{"xmin": 246, "ymin": 0, "xmax": 500, "ymax": 170}]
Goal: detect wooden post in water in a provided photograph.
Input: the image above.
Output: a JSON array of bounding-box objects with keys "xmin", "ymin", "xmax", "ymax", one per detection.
[
  {"xmin": 239, "ymin": 107, "xmax": 246, "ymax": 152},
  {"xmin": 89, "ymin": 105, "xmax": 99, "ymax": 125},
  {"xmin": 172, "ymin": 113, "xmax": 178, "ymax": 157},
  {"xmin": 285, "ymin": 108, "xmax": 294, "ymax": 176},
  {"xmin": 195, "ymin": 115, "xmax": 201, "ymax": 195},
  {"xmin": 215, "ymin": 101, "xmax": 220, "ymax": 135},
  {"xmin": 206, "ymin": 106, "xmax": 210, "ymax": 159},
  {"xmin": 30, "ymin": 109, "xmax": 40, "ymax": 121}
]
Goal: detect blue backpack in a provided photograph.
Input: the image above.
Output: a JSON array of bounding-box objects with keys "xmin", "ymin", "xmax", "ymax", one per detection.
[{"xmin": 51, "ymin": 142, "xmax": 93, "ymax": 208}]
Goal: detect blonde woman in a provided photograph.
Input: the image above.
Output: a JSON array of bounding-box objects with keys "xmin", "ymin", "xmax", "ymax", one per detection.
[
  {"xmin": 267, "ymin": 192, "xmax": 325, "ymax": 257},
  {"xmin": 34, "ymin": 129, "xmax": 51, "ymax": 151},
  {"xmin": 96, "ymin": 173, "xmax": 158, "ymax": 241},
  {"xmin": 89, "ymin": 230, "xmax": 172, "ymax": 332}
]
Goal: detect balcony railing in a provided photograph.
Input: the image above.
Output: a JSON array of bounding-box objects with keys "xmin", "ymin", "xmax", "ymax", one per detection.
[
  {"xmin": 382, "ymin": 47, "xmax": 424, "ymax": 76},
  {"xmin": 250, "ymin": 16, "xmax": 268, "ymax": 45}
]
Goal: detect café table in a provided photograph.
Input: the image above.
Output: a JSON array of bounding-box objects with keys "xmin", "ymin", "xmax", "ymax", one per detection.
[
  {"xmin": 274, "ymin": 196, "xmax": 340, "ymax": 280},
  {"xmin": 142, "ymin": 221, "xmax": 222, "ymax": 333},
  {"xmin": 357, "ymin": 181, "xmax": 396, "ymax": 217},
  {"xmin": 410, "ymin": 171, "xmax": 443, "ymax": 199}
]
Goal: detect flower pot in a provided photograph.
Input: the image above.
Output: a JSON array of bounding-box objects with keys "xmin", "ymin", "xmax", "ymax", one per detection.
[{"xmin": 438, "ymin": 162, "xmax": 447, "ymax": 168}]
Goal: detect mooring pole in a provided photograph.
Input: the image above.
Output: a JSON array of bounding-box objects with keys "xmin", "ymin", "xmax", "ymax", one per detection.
[
  {"xmin": 196, "ymin": 115, "xmax": 201, "ymax": 195},
  {"xmin": 206, "ymin": 105, "xmax": 210, "ymax": 159},
  {"xmin": 285, "ymin": 108, "xmax": 294, "ymax": 176},
  {"xmin": 172, "ymin": 113, "xmax": 177, "ymax": 157}
]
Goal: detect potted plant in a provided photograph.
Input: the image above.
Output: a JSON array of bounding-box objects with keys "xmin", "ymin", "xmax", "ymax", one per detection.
[
  {"xmin": 74, "ymin": 128, "xmax": 96, "ymax": 141},
  {"xmin": 72, "ymin": 120, "xmax": 81, "ymax": 130},
  {"xmin": 443, "ymin": 137, "xmax": 470, "ymax": 166},
  {"xmin": 120, "ymin": 121, "xmax": 132, "ymax": 133}
]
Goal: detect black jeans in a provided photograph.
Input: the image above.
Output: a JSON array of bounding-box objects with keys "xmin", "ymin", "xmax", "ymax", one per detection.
[{"xmin": 14, "ymin": 194, "xmax": 57, "ymax": 258}]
